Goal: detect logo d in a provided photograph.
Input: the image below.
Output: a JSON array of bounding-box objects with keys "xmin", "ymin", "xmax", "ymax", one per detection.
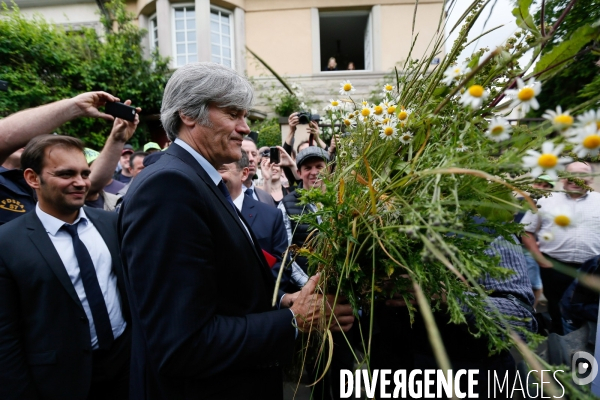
[{"xmin": 572, "ymin": 351, "xmax": 599, "ymax": 385}]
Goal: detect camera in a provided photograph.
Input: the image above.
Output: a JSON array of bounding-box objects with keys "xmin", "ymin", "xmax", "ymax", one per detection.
[{"xmin": 297, "ymin": 111, "xmax": 320, "ymax": 125}]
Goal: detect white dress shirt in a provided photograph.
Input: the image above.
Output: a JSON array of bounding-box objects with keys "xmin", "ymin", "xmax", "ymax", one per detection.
[
  {"xmin": 521, "ymin": 191, "xmax": 600, "ymax": 263},
  {"xmin": 232, "ymin": 192, "xmax": 244, "ymax": 212},
  {"xmin": 35, "ymin": 205, "xmax": 126, "ymax": 349}
]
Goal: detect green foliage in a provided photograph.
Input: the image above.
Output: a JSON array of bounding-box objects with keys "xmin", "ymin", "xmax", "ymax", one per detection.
[
  {"xmin": 529, "ymin": 0, "xmax": 600, "ymax": 116},
  {"xmin": 274, "ymin": 93, "xmax": 301, "ymax": 117},
  {"xmin": 250, "ymin": 117, "xmax": 282, "ymax": 148},
  {"xmin": 0, "ymin": 1, "xmax": 171, "ymax": 148}
]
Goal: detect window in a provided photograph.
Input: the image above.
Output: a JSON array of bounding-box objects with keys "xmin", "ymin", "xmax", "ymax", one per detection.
[
  {"xmin": 173, "ymin": 6, "xmax": 197, "ymax": 67},
  {"xmin": 210, "ymin": 8, "xmax": 233, "ymax": 68},
  {"xmin": 149, "ymin": 14, "xmax": 158, "ymax": 50},
  {"xmin": 319, "ymin": 11, "xmax": 372, "ymax": 72}
]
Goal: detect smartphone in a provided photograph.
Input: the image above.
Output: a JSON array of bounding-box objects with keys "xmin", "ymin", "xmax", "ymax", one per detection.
[
  {"xmin": 105, "ymin": 101, "xmax": 136, "ymax": 122},
  {"xmin": 0, "ymin": 80, "xmax": 8, "ymax": 92},
  {"xmin": 269, "ymin": 147, "xmax": 280, "ymax": 164}
]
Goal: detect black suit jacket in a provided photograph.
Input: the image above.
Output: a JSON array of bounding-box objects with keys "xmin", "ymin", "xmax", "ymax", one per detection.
[
  {"xmin": 118, "ymin": 143, "xmax": 295, "ymax": 400},
  {"xmin": 241, "ymin": 195, "xmax": 292, "ymax": 290},
  {"xmin": 0, "ymin": 208, "xmax": 129, "ymax": 400}
]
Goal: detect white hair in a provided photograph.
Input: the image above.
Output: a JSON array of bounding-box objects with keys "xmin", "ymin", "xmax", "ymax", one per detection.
[{"xmin": 160, "ymin": 62, "xmax": 254, "ymax": 141}]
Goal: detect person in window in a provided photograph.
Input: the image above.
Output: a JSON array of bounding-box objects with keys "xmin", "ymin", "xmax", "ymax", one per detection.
[
  {"xmin": 347, "ymin": 61, "xmax": 356, "ymax": 70},
  {"xmin": 326, "ymin": 57, "xmax": 338, "ymax": 71}
]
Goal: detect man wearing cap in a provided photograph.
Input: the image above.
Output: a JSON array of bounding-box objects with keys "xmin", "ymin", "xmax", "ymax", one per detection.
[
  {"xmin": 521, "ymin": 162, "xmax": 600, "ymax": 334},
  {"xmin": 113, "ymin": 145, "xmax": 134, "ymax": 184},
  {"xmin": 143, "ymin": 142, "xmax": 161, "ymax": 154},
  {"xmin": 278, "ymin": 146, "xmax": 329, "ymax": 288}
]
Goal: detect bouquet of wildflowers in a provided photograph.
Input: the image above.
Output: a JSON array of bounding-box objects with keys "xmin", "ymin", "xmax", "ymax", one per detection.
[{"xmin": 288, "ymin": 0, "xmax": 600, "ymax": 396}]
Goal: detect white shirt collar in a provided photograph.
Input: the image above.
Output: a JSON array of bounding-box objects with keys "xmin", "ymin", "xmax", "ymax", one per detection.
[
  {"xmin": 232, "ymin": 192, "xmax": 244, "ymax": 211},
  {"xmin": 243, "ymin": 181, "xmax": 256, "ymax": 192},
  {"xmin": 35, "ymin": 203, "xmax": 89, "ymax": 236},
  {"xmin": 174, "ymin": 138, "xmax": 221, "ymax": 186}
]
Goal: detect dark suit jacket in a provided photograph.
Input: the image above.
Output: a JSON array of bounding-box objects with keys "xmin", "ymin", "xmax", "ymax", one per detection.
[
  {"xmin": 255, "ymin": 186, "xmax": 276, "ymax": 207},
  {"xmin": 0, "ymin": 208, "xmax": 129, "ymax": 400},
  {"xmin": 241, "ymin": 195, "xmax": 292, "ymax": 291},
  {"xmin": 118, "ymin": 143, "xmax": 295, "ymax": 400}
]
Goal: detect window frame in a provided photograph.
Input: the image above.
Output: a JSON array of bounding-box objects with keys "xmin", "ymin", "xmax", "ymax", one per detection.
[
  {"xmin": 171, "ymin": 2, "xmax": 198, "ymax": 67},
  {"xmin": 149, "ymin": 13, "xmax": 158, "ymax": 51},
  {"xmin": 209, "ymin": 5, "xmax": 235, "ymax": 68}
]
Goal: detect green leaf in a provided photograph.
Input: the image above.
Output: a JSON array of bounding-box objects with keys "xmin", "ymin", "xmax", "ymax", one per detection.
[
  {"xmin": 533, "ymin": 24, "xmax": 599, "ymax": 80},
  {"xmin": 512, "ymin": 0, "xmax": 539, "ymax": 35}
]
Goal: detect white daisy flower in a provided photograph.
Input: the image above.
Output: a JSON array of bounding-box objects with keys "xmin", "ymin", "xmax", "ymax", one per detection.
[
  {"xmin": 379, "ymin": 123, "xmax": 398, "ymax": 140},
  {"xmin": 326, "ymin": 99, "xmax": 341, "ymax": 111},
  {"xmin": 522, "ymin": 141, "xmax": 572, "ymax": 180},
  {"xmin": 505, "ymin": 78, "xmax": 542, "ymax": 113},
  {"xmin": 542, "ymin": 106, "xmax": 574, "ymax": 132},
  {"xmin": 485, "ymin": 117, "xmax": 512, "ymax": 142},
  {"xmin": 359, "ymin": 105, "xmax": 373, "ymax": 122},
  {"xmin": 382, "ymin": 83, "xmax": 395, "ymax": 94},
  {"xmin": 540, "ymin": 231, "xmax": 554, "ymax": 242},
  {"xmin": 380, "ymin": 116, "xmax": 398, "ymax": 126},
  {"xmin": 569, "ymin": 123, "xmax": 600, "ymax": 158},
  {"xmin": 459, "ymin": 84, "xmax": 489, "ymax": 110},
  {"xmin": 397, "ymin": 108, "xmax": 412, "ymax": 122},
  {"xmin": 456, "ymin": 143, "xmax": 469, "ymax": 152},
  {"xmin": 547, "ymin": 207, "xmax": 576, "ymax": 229},
  {"xmin": 399, "ymin": 131, "xmax": 414, "ymax": 144},
  {"xmin": 339, "ymin": 80, "xmax": 355, "ymax": 96},
  {"xmin": 576, "ymin": 109, "xmax": 600, "ymax": 130},
  {"xmin": 442, "ymin": 63, "xmax": 470, "ymax": 86},
  {"xmin": 372, "ymin": 104, "xmax": 385, "ymax": 118},
  {"xmin": 386, "ymin": 104, "xmax": 397, "ymax": 116},
  {"xmin": 342, "ymin": 118, "xmax": 357, "ymax": 130}
]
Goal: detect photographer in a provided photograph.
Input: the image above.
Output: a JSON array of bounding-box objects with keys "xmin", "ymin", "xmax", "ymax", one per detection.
[
  {"xmin": 283, "ymin": 112, "xmax": 328, "ymax": 158},
  {"xmin": 258, "ymin": 146, "xmax": 293, "ymax": 205}
]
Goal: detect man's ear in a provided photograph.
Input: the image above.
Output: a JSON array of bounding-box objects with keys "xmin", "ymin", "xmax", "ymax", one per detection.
[
  {"xmin": 23, "ymin": 168, "xmax": 41, "ymax": 190},
  {"xmin": 179, "ymin": 112, "xmax": 197, "ymax": 128},
  {"xmin": 241, "ymin": 167, "xmax": 250, "ymax": 182}
]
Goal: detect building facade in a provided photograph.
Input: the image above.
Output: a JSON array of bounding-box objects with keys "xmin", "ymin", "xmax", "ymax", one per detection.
[{"xmin": 14, "ymin": 0, "xmax": 445, "ymax": 116}]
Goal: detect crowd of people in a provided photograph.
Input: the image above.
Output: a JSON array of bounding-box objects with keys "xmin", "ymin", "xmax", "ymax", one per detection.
[{"xmin": 0, "ymin": 61, "xmax": 595, "ymax": 399}]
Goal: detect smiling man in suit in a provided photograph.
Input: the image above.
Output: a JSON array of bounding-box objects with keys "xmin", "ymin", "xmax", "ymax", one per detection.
[
  {"xmin": 118, "ymin": 62, "xmax": 353, "ymax": 400},
  {"xmin": 219, "ymin": 149, "xmax": 292, "ymax": 290},
  {"xmin": 0, "ymin": 135, "xmax": 131, "ymax": 399}
]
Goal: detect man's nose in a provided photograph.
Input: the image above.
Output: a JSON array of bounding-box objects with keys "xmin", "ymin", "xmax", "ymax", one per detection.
[{"xmin": 237, "ymin": 117, "xmax": 250, "ymax": 135}]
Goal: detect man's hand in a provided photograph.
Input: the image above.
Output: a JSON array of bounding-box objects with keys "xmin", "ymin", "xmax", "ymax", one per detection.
[
  {"xmin": 307, "ymin": 121, "xmax": 320, "ymax": 141},
  {"xmin": 110, "ymin": 100, "xmax": 141, "ymax": 142},
  {"xmin": 288, "ymin": 112, "xmax": 299, "ymax": 133},
  {"xmin": 274, "ymin": 146, "xmax": 294, "ymax": 168},
  {"xmin": 71, "ymin": 91, "xmax": 120, "ymax": 121},
  {"xmin": 289, "ymin": 274, "xmax": 354, "ymax": 333}
]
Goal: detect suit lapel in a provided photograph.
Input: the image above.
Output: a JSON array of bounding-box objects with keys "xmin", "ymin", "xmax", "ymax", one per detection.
[
  {"xmin": 166, "ymin": 144, "xmax": 271, "ymax": 273},
  {"xmin": 241, "ymin": 197, "xmax": 258, "ymax": 229},
  {"xmin": 25, "ymin": 212, "xmax": 84, "ymax": 313}
]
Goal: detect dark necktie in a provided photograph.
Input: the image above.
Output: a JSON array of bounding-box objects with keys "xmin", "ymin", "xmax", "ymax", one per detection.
[
  {"xmin": 62, "ymin": 221, "xmax": 114, "ymax": 350},
  {"xmin": 218, "ymin": 180, "xmax": 237, "ymax": 212},
  {"xmin": 245, "ymin": 188, "xmax": 254, "ymax": 198}
]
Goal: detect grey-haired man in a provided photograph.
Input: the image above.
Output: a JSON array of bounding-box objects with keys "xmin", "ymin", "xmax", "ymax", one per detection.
[{"xmin": 118, "ymin": 63, "xmax": 353, "ymax": 400}]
